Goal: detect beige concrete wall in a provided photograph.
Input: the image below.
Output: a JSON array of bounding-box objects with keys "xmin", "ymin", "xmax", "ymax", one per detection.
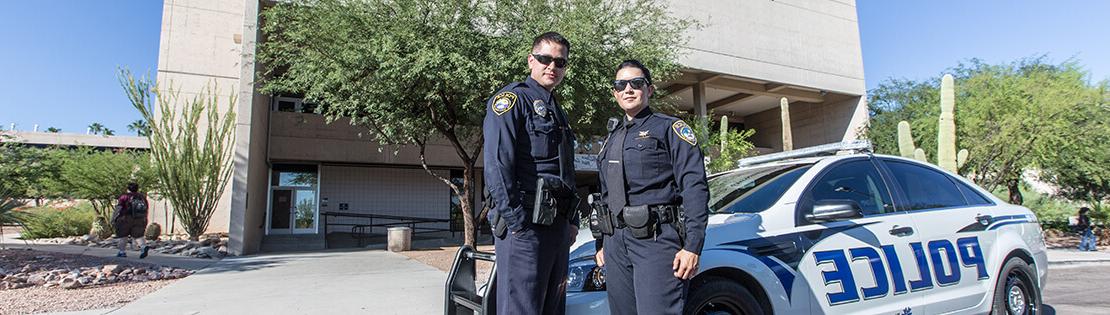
[
  {"xmin": 268, "ymin": 112, "xmax": 480, "ymax": 168},
  {"xmin": 667, "ymin": 0, "xmax": 866, "ymax": 96},
  {"xmin": 742, "ymin": 96, "xmax": 864, "ymax": 151},
  {"xmin": 157, "ymin": 0, "xmax": 249, "ymax": 239}
]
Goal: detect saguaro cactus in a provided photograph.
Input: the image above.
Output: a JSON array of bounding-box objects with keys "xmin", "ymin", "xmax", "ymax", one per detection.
[
  {"xmin": 780, "ymin": 97, "xmax": 793, "ymax": 151},
  {"xmin": 894, "ymin": 74, "xmax": 970, "ymax": 173},
  {"xmin": 719, "ymin": 115, "xmax": 728, "ymax": 154},
  {"xmin": 897, "ymin": 121, "xmax": 916, "ymax": 158}
]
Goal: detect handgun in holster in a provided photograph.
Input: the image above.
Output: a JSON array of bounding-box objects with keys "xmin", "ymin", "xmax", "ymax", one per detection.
[
  {"xmin": 586, "ymin": 193, "xmax": 614, "ymax": 239},
  {"xmin": 533, "ymin": 177, "xmax": 576, "ymax": 226}
]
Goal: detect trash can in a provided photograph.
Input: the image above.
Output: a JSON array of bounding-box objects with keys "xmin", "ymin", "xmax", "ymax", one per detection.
[{"xmin": 387, "ymin": 227, "xmax": 412, "ymax": 252}]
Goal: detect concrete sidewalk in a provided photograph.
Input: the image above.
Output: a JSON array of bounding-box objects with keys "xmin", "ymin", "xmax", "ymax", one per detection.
[
  {"xmin": 99, "ymin": 249, "xmax": 445, "ymax": 314},
  {"xmin": 1046, "ymin": 248, "xmax": 1110, "ymax": 265}
]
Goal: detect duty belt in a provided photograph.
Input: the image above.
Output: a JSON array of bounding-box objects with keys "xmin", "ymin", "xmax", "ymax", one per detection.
[{"xmin": 613, "ymin": 204, "xmax": 679, "ymax": 229}]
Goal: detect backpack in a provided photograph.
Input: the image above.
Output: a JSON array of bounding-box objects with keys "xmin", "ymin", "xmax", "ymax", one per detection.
[{"xmin": 127, "ymin": 193, "xmax": 148, "ymax": 216}]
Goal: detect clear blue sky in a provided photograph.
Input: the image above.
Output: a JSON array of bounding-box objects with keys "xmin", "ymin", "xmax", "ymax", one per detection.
[
  {"xmin": 0, "ymin": 1, "xmax": 163, "ymax": 135},
  {"xmin": 2, "ymin": 1, "xmax": 1108, "ymax": 134},
  {"xmin": 858, "ymin": 0, "xmax": 1110, "ymax": 90}
]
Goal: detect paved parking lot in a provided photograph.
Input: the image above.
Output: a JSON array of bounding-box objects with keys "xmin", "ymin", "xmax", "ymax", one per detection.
[{"xmin": 1043, "ymin": 263, "xmax": 1110, "ymax": 315}]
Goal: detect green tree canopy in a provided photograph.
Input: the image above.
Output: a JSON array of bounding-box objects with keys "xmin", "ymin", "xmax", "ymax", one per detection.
[
  {"xmin": 866, "ymin": 57, "xmax": 1107, "ymax": 204},
  {"xmin": 258, "ymin": 0, "xmax": 693, "ymax": 246},
  {"xmin": 57, "ymin": 147, "xmax": 158, "ymax": 236}
]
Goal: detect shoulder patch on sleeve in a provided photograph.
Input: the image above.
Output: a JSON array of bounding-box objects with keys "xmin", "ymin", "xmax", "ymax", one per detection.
[
  {"xmin": 672, "ymin": 120, "xmax": 698, "ymax": 146},
  {"xmin": 491, "ymin": 92, "xmax": 517, "ymax": 116}
]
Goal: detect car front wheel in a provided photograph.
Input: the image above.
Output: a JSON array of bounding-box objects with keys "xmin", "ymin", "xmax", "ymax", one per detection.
[
  {"xmin": 685, "ymin": 276, "xmax": 765, "ymax": 315},
  {"xmin": 991, "ymin": 257, "xmax": 1041, "ymax": 315}
]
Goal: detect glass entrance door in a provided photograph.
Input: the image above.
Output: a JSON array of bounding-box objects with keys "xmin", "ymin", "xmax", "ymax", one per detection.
[{"xmin": 268, "ymin": 165, "xmax": 319, "ymax": 235}]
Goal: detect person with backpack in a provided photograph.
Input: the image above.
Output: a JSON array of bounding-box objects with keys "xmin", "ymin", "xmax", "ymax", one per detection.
[{"xmin": 113, "ymin": 182, "xmax": 151, "ymax": 258}]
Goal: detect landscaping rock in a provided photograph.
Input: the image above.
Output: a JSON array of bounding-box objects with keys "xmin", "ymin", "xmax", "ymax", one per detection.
[
  {"xmin": 102, "ymin": 264, "xmax": 123, "ymax": 274},
  {"xmin": 196, "ymin": 247, "xmax": 219, "ymax": 258}
]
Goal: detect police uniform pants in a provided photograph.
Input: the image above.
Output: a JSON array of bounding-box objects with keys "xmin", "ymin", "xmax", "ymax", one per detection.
[
  {"xmin": 494, "ymin": 217, "xmax": 574, "ymax": 315},
  {"xmin": 603, "ymin": 225, "xmax": 686, "ymax": 315}
]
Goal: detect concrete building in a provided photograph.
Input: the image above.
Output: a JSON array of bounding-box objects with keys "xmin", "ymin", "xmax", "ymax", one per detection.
[{"xmin": 156, "ymin": 0, "xmax": 867, "ymax": 255}]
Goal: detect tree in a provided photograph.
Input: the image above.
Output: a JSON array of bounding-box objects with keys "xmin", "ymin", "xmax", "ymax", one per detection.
[
  {"xmin": 689, "ymin": 114, "xmax": 755, "ymax": 174},
  {"xmin": 1039, "ymin": 82, "xmax": 1110, "ymax": 222},
  {"xmin": 45, "ymin": 127, "xmax": 61, "ymax": 133},
  {"xmin": 127, "ymin": 119, "xmax": 151, "ymax": 137},
  {"xmin": 120, "ymin": 70, "xmax": 237, "ymax": 241},
  {"xmin": 258, "ymin": 0, "xmax": 692, "ymax": 246},
  {"xmin": 865, "ymin": 57, "xmax": 1105, "ymax": 204},
  {"xmin": 87, "ymin": 122, "xmax": 116, "ymax": 136},
  {"xmin": 57, "ymin": 147, "xmax": 158, "ymax": 237},
  {"xmin": 0, "ymin": 143, "xmax": 68, "ymax": 205}
]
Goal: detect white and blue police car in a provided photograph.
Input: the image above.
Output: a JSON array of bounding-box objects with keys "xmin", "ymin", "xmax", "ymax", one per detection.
[{"xmin": 565, "ymin": 140, "xmax": 1048, "ymax": 315}]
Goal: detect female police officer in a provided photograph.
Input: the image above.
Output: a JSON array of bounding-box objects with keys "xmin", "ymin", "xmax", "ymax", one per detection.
[{"xmin": 594, "ymin": 60, "xmax": 709, "ymax": 314}]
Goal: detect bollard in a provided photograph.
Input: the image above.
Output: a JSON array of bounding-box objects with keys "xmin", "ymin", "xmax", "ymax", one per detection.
[{"xmin": 387, "ymin": 227, "xmax": 412, "ymax": 252}]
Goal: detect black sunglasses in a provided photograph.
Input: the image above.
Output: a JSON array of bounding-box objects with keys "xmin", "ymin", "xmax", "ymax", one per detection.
[
  {"xmin": 612, "ymin": 77, "xmax": 650, "ymax": 91},
  {"xmin": 532, "ymin": 54, "xmax": 568, "ymax": 69}
]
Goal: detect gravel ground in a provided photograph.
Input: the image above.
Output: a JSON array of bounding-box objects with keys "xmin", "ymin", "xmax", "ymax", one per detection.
[
  {"xmin": 0, "ymin": 279, "xmax": 176, "ymax": 314},
  {"xmin": 401, "ymin": 245, "xmax": 495, "ymax": 283},
  {"xmin": 0, "ymin": 249, "xmax": 187, "ymax": 315}
]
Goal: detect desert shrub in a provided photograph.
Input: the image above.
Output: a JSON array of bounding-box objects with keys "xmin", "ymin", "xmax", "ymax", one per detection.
[{"xmin": 20, "ymin": 203, "xmax": 96, "ymax": 239}]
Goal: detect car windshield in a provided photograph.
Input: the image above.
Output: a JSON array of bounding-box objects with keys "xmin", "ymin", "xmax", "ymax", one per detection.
[{"xmin": 709, "ymin": 163, "xmax": 812, "ymax": 214}]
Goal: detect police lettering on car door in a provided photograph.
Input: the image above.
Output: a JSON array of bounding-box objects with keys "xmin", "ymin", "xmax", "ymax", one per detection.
[{"xmin": 813, "ymin": 236, "xmax": 989, "ymax": 305}]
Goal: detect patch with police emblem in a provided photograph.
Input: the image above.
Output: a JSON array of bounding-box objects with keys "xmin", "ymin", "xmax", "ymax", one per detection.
[
  {"xmin": 491, "ymin": 92, "xmax": 516, "ymax": 116},
  {"xmin": 533, "ymin": 100, "xmax": 547, "ymax": 117},
  {"xmin": 637, "ymin": 130, "xmax": 650, "ymax": 139},
  {"xmin": 672, "ymin": 120, "xmax": 697, "ymax": 145}
]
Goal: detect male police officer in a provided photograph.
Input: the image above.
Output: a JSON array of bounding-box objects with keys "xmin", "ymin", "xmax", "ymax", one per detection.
[
  {"xmin": 593, "ymin": 60, "xmax": 709, "ymax": 315},
  {"xmin": 483, "ymin": 32, "xmax": 579, "ymax": 315}
]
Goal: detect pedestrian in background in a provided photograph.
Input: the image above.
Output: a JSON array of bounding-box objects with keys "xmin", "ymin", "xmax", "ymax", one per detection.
[
  {"xmin": 113, "ymin": 182, "xmax": 151, "ymax": 258},
  {"xmin": 1078, "ymin": 207, "xmax": 1098, "ymax": 251}
]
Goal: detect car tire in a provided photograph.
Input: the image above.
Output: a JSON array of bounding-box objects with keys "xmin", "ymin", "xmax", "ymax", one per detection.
[
  {"xmin": 990, "ymin": 257, "xmax": 1041, "ymax": 315},
  {"xmin": 685, "ymin": 276, "xmax": 765, "ymax": 315}
]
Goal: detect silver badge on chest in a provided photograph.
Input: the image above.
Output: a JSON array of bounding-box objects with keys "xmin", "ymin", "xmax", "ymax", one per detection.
[{"xmin": 533, "ymin": 100, "xmax": 548, "ymax": 118}]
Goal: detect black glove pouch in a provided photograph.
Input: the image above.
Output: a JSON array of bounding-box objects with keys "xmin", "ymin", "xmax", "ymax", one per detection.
[{"xmin": 621, "ymin": 205, "xmax": 655, "ymax": 239}]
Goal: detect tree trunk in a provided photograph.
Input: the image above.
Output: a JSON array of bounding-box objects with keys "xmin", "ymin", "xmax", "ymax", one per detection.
[
  {"xmin": 1008, "ymin": 179, "xmax": 1023, "ymax": 205},
  {"xmin": 461, "ymin": 164, "xmax": 477, "ymax": 247}
]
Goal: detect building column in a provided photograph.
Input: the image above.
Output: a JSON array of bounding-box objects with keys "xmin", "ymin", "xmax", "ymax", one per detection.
[{"xmin": 692, "ymin": 81, "xmax": 708, "ymax": 139}]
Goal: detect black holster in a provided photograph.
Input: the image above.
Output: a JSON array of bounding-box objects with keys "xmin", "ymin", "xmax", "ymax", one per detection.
[
  {"xmin": 586, "ymin": 193, "xmax": 613, "ymax": 239},
  {"xmin": 530, "ymin": 177, "xmax": 577, "ymax": 226}
]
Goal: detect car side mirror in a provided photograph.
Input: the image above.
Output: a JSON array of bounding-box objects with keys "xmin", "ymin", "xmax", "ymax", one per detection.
[{"xmin": 806, "ymin": 199, "xmax": 864, "ymax": 223}]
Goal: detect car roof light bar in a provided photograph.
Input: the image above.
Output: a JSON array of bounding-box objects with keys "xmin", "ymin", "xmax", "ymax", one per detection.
[{"xmin": 736, "ymin": 140, "xmax": 872, "ymax": 167}]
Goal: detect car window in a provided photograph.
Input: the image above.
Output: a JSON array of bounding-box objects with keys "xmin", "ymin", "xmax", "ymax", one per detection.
[
  {"xmin": 805, "ymin": 160, "xmax": 895, "ymax": 216},
  {"xmin": 884, "ymin": 160, "xmax": 968, "ymax": 210},
  {"xmin": 709, "ymin": 164, "xmax": 812, "ymax": 214},
  {"xmin": 954, "ymin": 179, "xmax": 993, "ymax": 206}
]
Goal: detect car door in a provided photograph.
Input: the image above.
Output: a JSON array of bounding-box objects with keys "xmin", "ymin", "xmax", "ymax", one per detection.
[
  {"xmin": 795, "ymin": 158, "xmax": 927, "ymax": 315},
  {"xmin": 877, "ymin": 158, "xmax": 998, "ymax": 314}
]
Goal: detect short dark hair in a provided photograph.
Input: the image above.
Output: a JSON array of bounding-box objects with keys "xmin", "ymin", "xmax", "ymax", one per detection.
[
  {"xmin": 615, "ymin": 59, "xmax": 653, "ymax": 85},
  {"xmin": 127, "ymin": 182, "xmax": 139, "ymax": 193},
  {"xmin": 532, "ymin": 32, "xmax": 571, "ymax": 54},
  {"xmin": 1080, "ymin": 207, "xmax": 1090, "ymax": 214}
]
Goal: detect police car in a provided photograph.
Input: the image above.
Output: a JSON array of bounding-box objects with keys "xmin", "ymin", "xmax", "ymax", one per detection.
[{"xmin": 566, "ymin": 140, "xmax": 1047, "ymax": 315}]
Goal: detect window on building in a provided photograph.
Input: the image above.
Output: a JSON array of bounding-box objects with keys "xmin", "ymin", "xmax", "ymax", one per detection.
[{"xmin": 271, "ymin": 96, "xmax": 319, "ymax": 114}]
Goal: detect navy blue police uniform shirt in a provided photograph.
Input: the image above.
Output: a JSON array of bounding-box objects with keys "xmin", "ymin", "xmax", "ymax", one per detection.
[
  {"xmin": 483, "ymin": 77, "xmax": 578, "ymax": 233},
  {"xmin": 598, "ymin": 107, "xmax": 709, "ymax": 254}
]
